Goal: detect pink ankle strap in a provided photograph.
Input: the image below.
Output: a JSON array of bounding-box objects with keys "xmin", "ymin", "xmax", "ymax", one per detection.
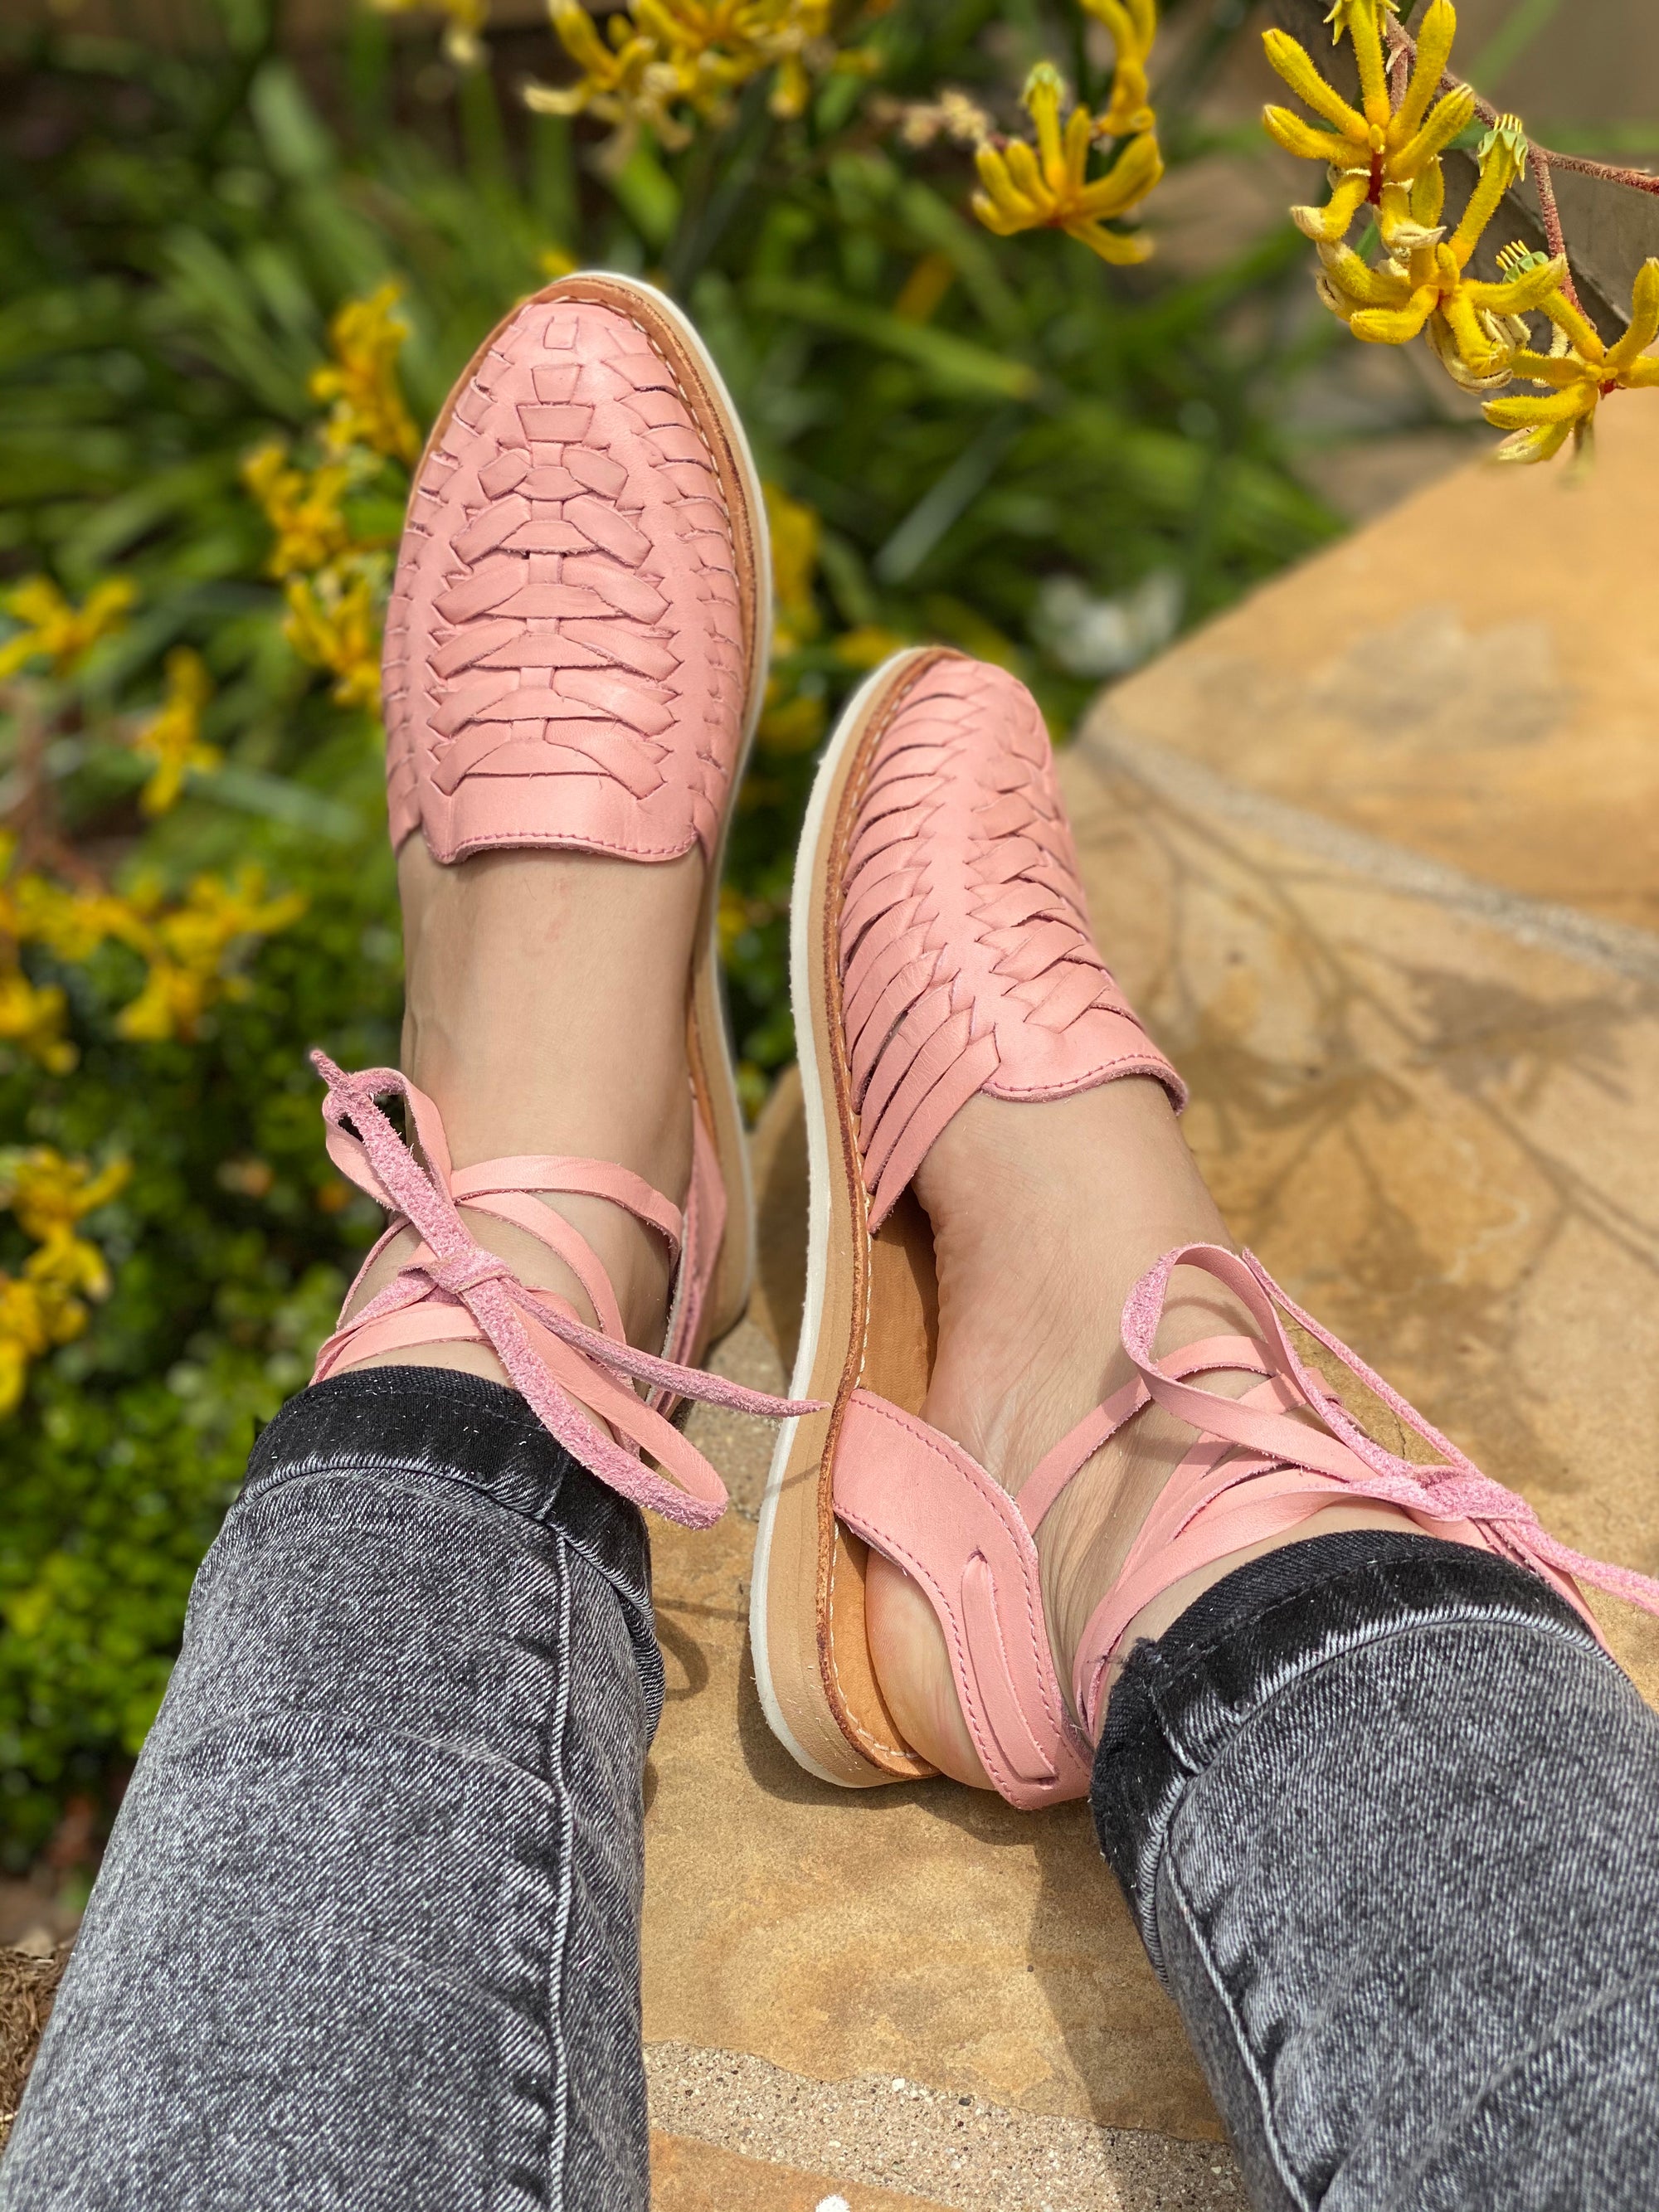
[
  {"xmin": 830, "ymin": 1240, "xmax": 1659, "ymax": 1808},
  {"xmin": 309, "ymin": 1053, "xmax": 814, "ymax": 1528},
  {"xmin": 833, "ymin": 1393, "xmax": 1097, "ymax": 1808},
  {"xmin": 1068, "ymin": 1243, "xmax": 1659, "ymax": 1733}
]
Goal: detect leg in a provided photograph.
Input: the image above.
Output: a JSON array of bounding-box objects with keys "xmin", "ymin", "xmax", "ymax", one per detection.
[
  {"xmin": 874, "ymin": 1016, "xmax": 1659, "ymax": 2205},
  {"xmin": 0, "ymin": 1368, "xmax": 663, "ymax": 2210},
  {"xmin": 791, "ymin": 657, "xmax": 1659, "ymax": 2195},
  {"xmin": 1096, "ymin": 1531, "xmax": 1659, "ymax": 2210},
  {"xmin": 2, "ymin": 280, "xmax": 776, "ymax": 2207}
]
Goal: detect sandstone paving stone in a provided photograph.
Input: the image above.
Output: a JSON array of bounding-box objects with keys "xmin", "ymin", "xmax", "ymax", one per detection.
[
  {"xmin": 651, "ymin": 2127, "xmax": 952, "ymax": 2212},
  {"xmin": 649, "ymin": 2049, "xmax": 1246, "ymax": 2212},
  {"xmin": 1094, "ymin": 397, "xmax": 1659, "ymax": 931}
]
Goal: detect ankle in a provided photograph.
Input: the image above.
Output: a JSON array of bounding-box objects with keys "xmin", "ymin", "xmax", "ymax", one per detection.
[
  {"xmin": 332, "ymin": 837, "xmax": 706, "ymax": 1389},
  {"xmin": 399, "ymin": 842, "xmax": 699, "ymax": 1176},
  {"xmin": 914, "ymin": 1082, "xmax": 1234, "ymax": 1487}
]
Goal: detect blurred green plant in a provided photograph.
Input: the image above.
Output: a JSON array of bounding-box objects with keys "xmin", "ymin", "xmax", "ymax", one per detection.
[{"xmin": 0, "ymin": 0, "xmax": 1339, "ymax": 1867}]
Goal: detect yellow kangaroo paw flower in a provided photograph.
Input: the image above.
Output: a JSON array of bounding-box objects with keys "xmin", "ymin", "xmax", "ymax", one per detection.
[
  {"xmin": 1001, "ymin": 139, "xmax": 1048, "ymax": 207},
  {"xmin": 1389, "ymin": 84, "xmax": 1477, "ymax": 180},
  {"xmin": 970, "ymin": 192, "xmax": 1021, "ymax": 237},
  {"xmin": 1058, "ymin": 102, "xmax": 1093, "ymax": 192},
  {"xmin": 1292, "ymin": 169, "xmax": 1371, "ymax": 241},
  {"xmin": 1439, "ymin": 289, "xmax": 1506, "ymax": 373},
  {"xmin": 1262, "ymin": 106, "xmax": 1357, "ymax": 165},
  {"xmin": 1492, "ymin": 419, "xmax": 1576, "ymax": 464},
  {"xmin": 1260, "ymin": 30, "xmax": 1368, "ymax": 138},
  {"xmin": 1394, "ymin": 0, "xmax": 1457, "ymax": 141},
  {"xmin": 1408, "ymin": 162, "xmax": 1446, "ymax": 230},
  {"xmin": 1069, "ymin": 217, "xmax": 1155, "ymax": 265},
  {"xmin": 1450, "ymin": 135, "xmax": 1525, "ymax": 261},
  {"xmin": 1463, "ymin": 254, "xmax": 1566, "ymax": 318},
  {"xmin": 1024, "ymin": 62, "xmax": 1067, "ymax": 177},
  {"xmin": 1076, "ymin": 128, "xmax": 1163, "ymax": 216},
  {"xmin": 550, "ymin": 0, "xmax": 611, "ymax": 70},
  {"xmin": 1339, "ymin": 0, "xmax": 1393, "ymax": 128},
  {"xmin": 1606, "ymin": 258, "xmax": 1659, "ymax": 371},
  {"xmin": 1482, "ymin": 385, "xmax": 1591, "ymax": 428},
  {"xmin": 1509, "ymin": 351, "xmax": 1593, "ymax": 390},
  {"xmin": 1425, "ymin": 308, "xmax": 1516, "ymax": 391},
  {"xmin": 973, "ymin": 148, "xmax": 1040, "ymax": 226},
  {"xmin": 1379, "ymin": 179, "xmax": 1444, "ymax": 255},
  {"xmin": 1317, "ymin": 239, "xmax": 1413, "ymax": 307},
  {"xmin": 1350, "ymin": 296, "xmax": 1436, "ymax": 344},
  {"xmin": 1537, "ymin": 289, "xmax": 1606, "ymax": 362}
]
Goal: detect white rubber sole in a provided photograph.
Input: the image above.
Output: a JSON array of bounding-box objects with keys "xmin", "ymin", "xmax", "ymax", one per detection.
[{"xmin": 747, "ymin": 649, "xmax": 938, "ymax": 1785}]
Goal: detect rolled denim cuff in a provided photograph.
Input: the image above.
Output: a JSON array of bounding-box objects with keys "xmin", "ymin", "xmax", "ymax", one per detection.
[
  {"xmin": 246, "ymin": 1365, "xmax": 661, "ymax": 1731},
  {"xmin": 1091, "ymin": 1530, "xmax": 1608, "ymax": 1977}
]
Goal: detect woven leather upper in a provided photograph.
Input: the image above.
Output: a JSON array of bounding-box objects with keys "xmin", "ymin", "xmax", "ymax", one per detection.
[
  {"xmin": 384, "ymin": 294, "xmax": 746, "ymax": 864},
  {"xmin": 839, "ymin": 655, "xmax": 1186, "ymax": 1228}
]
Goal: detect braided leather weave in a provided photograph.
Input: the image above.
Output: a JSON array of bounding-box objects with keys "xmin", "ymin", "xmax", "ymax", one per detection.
[
  {"xmin": 838, "ymin": 658, "xmax": 1186, "ymax": 1228},
  {"xmin": 384, "ymin": 295, "xmax": 745, "ymax": 864}
]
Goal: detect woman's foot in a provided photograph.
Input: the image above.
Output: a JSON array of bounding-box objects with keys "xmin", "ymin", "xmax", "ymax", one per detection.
[
  {"xmin": 866, "ymin": 1079, "xmax": 1417, "ymax": 1787},
  {"xmin": 829, "ymin": 657, "xmax": 1413, "ymax": 1787},
  {"xmin": 771, "ymin": 647, "xmax": 1652, "ymax": 1801},
  {"xmin": 317, "ymin": 275, "xmax": 769, "ymax": 1422},
  {"xmin": 339, "ymin": 839, "xmax": 703, "ymax": 1378}
]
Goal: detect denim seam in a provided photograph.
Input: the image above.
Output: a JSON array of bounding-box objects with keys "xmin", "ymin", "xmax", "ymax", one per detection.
[
  {"xmin": 544, "ymin": 1552, "xmax": 577, "ymax": 2212},
  {"xmin": 1153, "ymin": 1563, "xmax": 1603, "ymax": 1701},
  {"xmin": 1135, "ymin": 1605, "xmax": 1605, "ymax": 1976},
  {"xmin": 1159, "ymin": 1849, "xmax": 1316, "ymax": 2212},
  {"xmin": 245, "ymin": 1379, "xmax": 579, "ymax": 1473},
  {"xmin": 485, "ymin": 1533, "xmax": 577, "ymax": 2212}
]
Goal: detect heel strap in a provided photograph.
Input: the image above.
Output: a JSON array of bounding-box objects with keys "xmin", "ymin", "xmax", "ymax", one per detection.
[
  {"xmin": 309, "ymin": 1054, "xmax": 815, "ymax": 1528},
  {"xmin": 833, "ymin": 1393, "xmax": 1097, "ymax": 1808},
  {"xmin": 1068, "ymin": 1242, "xmax": 1659, "ymax": 1733}
]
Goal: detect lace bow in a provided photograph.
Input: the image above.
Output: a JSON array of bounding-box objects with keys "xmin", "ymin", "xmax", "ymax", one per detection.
[{"xmin": 310, "ymin": 1053, "xmax": 815, "ymax": 1529}]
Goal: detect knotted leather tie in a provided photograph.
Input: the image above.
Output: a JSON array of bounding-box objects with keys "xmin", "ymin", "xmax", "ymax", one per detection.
[
  {"xmin": 309, "ymin": 1053, "xmax": 815, "ymax": 1529},
  {"xmin": 1072, "ymin": 1242, "xmax": 1659, "ymax": 1730}
]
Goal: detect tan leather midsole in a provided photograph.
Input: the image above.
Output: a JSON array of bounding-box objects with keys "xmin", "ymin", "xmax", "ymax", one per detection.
[{"xmin": 752, "ymin": 648, "xmax": 963, "ymax": 1786}]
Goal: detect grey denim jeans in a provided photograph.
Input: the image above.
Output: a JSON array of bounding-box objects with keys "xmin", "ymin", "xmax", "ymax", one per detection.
[
  {"xmin": 1096, "ymin": 1531, "xmax": 1659, "ymax": 2210},
  {"xmin": 0, "ymin": 1369, "xmax": 664, "ymax": 2212},
  {"xmin": 6, "ymin": 1374, "xmax": 1659, "ymax": 2210}
]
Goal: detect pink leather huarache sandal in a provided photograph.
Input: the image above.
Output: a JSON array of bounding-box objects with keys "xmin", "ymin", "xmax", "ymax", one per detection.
[
  {"xmin": 310, "ymin": 275, "xmax": 811, "ymax": 1523},
  {"xmin": 751, "ymin": 648, "xmax": 1659, "ymax": 1800}
]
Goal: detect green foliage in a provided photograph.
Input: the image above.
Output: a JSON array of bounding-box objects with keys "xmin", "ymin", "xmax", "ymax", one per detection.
[{"xmin": 0, "ymin": 0, "xmax": 1339, "ymax": 1864}]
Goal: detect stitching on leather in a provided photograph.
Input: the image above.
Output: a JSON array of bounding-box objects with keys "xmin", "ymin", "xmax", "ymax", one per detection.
[
  {"xmin": 849, "ymin": 1393, "xmax": 1077, "ymax": 1757},
  {"xmin": 833, "ymin": 659, "xmax": 1181, "ymax": 1224},
  {"xmin": 839, "ymin": 1504, "xmax": 1008, "ymax": 1784}
]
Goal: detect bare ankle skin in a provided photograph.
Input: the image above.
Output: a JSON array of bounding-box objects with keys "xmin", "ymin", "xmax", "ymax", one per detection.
[
  {"xmin": 866, "ymin": 1081, "xmax": 1416, "ymax": 1787},
  {"xmin": 338, "ymin": 838, "xmax": 703, "ymax": 1384}
]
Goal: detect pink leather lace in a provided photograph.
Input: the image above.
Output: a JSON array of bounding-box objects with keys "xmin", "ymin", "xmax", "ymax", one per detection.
[
  {"xmin": 309, "ymin": 1053, "xmax": 812, "ymax": 1528},
  {"xmin": 384, "ymin": 294, "xmax": 745, "ymax": 865},
  {"xmin": 1068, "ymin": 1243, "xmax": 1659, "ymax": 1733},
  {"xmin": 838, "ymin": 656, "xmax": 1185, "ymax": 1229}
]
